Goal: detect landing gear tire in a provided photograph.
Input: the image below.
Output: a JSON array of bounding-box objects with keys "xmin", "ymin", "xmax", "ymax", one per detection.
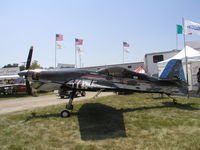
[
  {"xmin": 81, "ymin": 91, "xmax": 86, "ymax": 97},
  {"xmin": 60, "ymin": 110, "xmax": 71, "ymax": 118},
  {"xmin": 60, "ymin": 96, "xmax": 65, "ymax": 99},
  {"xmin": 61, "ymin": 90, "xmax": 76, "ymax": 118}
]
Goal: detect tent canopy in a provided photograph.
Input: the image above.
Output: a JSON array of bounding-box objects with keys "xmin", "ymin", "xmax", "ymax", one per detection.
[
  {"xmin": 157, "ymin": 46, "xmax": 200, "ymax": 77},
  {"xmin": 158, "ymin": 46, "xmax": 200, "ymax": 65}
]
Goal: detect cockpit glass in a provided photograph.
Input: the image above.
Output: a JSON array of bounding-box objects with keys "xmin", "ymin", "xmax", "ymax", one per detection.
[{"xmin": 98, "ymin": 67, "xmax": 133, "ymax": 78}]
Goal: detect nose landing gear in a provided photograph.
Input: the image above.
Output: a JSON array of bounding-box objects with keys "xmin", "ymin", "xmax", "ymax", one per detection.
[{"xmin": 60, "ymin": 90, "xmax": 76, "ymax": 118}]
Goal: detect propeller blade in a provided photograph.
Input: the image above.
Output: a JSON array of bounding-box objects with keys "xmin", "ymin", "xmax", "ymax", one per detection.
[
  {"xmin": 26, "ymin": 46, "xmax": 34, "ymax": 70},
  {"xmin": 26, "ymin": 79, "xmax": 32, "ymax": 95}
]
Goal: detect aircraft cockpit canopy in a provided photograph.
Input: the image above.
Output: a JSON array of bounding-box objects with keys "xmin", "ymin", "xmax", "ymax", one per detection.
[
  {"xmin": 98, "ymin": 67, "xmax": 149, "ymax": 80},
  {"xmin": 98, "ymin": 67, "xmax": 135, "ymax": 78}
]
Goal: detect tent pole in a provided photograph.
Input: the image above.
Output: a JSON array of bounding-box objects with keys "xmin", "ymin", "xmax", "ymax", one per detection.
[
  {"xmin": 182, "ymin": 17, "xmax": 189, "ymax": 97},
  {"xmin": 176, "ymin": 25, "xmax": 178, "ymax": 50}
]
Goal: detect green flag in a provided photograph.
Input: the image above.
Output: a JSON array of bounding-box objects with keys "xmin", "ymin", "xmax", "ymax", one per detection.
[{"xmin": 177, "ymin": 24, "xmax": 183, "ymax": 34}]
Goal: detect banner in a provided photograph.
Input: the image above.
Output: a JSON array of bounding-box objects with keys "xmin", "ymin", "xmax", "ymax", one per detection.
[
  {"xmin": 56, "ymin": 43, "xmax": 64, "ymax": 49},
  {"xmin": 124, "ymin": 48, "xmax": 130, "ymax": 53},
  {"xmin": 76, "ymin": 47, "xmax": 84, "ymax": 54},
  {"xmin": 184, "ymin": 20, "xmax": 200, "ymax": 35}
]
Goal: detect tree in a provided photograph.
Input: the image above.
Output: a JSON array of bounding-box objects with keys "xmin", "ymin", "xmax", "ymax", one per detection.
[
  {"xmin": 3, "ymin": 63, "xmax": 18, "ymax": 68},
  {"xmin": 29, "ymin": 60, "xmax": 42, "ymax": 69},
  {"xmin": 19, "ymin": 65, "xmax": 26, "ymax": 71},
  {"xmin": 48, "ymin": 66, "xmax": 54, "ymax": 69}
]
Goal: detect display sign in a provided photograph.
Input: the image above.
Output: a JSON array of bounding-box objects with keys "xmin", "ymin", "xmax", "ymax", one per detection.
[{"xmin": 57, "ymin": 64, "xmax": 75, "ymax": 69}]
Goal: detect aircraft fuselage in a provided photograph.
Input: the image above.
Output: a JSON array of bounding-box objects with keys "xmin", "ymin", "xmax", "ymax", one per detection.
[{"xmin": 25, "ymin": 68, "xmax": 186, "ymax": 95}]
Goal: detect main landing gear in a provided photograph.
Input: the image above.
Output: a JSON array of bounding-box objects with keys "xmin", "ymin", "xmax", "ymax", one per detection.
[
  {"xmin": 172, "ymin": 99, "xmax": 177, "ymax": 104},
  {"xmin": 165, "ymin": 93, "xmax": 177, "ymax": 104},
  {"xmin": 60, "ymin": 90, "xmax": 76, "ymax": 118}
]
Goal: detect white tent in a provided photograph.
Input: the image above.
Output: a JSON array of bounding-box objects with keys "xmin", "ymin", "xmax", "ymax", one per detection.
[
  {"xmin": 157, "ymin": 46, "xmax": 200, "ymax": 91},
  {"xmin": 158, "ymin": 46, "xmax": 200, "ymax": 64}
]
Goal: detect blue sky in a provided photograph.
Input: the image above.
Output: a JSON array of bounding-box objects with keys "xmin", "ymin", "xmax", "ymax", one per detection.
[{"xmin": 0, "ymin": 0, "xmax": 200, "ymax": 68}]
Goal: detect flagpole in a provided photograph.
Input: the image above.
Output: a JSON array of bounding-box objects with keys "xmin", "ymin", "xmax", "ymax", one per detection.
[
  {"xmin": 55, "ymin": 36, "xmax": 57, "ymax": 68},
  {"xmin": 75, "ymin": 43, "xmax": 77, "ymax": 68},
  {"xmin": 176, "ymin": 25, "xmax": 178, "ymax": 50},
  {"xmin": 79, "ymin": 53, "xmax": 81, "ymax": 68},
  {"xmin": 182, "ymin": 17, "xmax": 189, "ymax": 96},
  {"xmin": 123, "ymin": 45, "xmax": 124, "ymax": 64}
]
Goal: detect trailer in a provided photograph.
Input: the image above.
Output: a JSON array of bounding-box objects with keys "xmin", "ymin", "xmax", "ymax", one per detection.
[{"xmin": 144, "ymin": 50, "xmax": 180, "ymax": 77}]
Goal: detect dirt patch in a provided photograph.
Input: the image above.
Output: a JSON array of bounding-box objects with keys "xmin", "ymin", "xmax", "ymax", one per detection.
[{"xmin": 0, "ymin": 92, "xmax": 113, "ymax": 114}]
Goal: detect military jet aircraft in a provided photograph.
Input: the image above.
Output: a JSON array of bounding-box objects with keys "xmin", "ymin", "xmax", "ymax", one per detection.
[{"xmin": 19, "ymin": 46, "xmax": 187, "ymax": 117}]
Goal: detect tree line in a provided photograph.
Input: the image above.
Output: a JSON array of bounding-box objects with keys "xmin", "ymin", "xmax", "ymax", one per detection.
[{"xmin": 2, "ymin": 60, "xmax": 48, "ymax": 71}]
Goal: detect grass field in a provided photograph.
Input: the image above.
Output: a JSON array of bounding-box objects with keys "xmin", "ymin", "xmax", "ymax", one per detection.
[{"xmin": 0, "ymin": 93, "xmax": 200, "ymax": 150}]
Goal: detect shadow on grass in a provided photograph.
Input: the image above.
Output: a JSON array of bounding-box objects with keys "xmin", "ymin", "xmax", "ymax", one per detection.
[
  {"xmin": 161, "ymin": 102, "xmax": 200, "ymax": 110},
  {"xmin": 24, "ymin": 101, "xmax": 199, "ymax": 140},
  {"xmin": 25, "ymin": 112, "xmax": 60, "ymax": 122},
  {"xmin": 24, "ymin": 111, "xmax": 79, "ymax": 122},
  {"xmin": 121, "ymin": 102, "xmax": 199, "ymax": 114},
  {"xmin": 78, "ymin": 103, "xmax": 127, "ymax": 140}
]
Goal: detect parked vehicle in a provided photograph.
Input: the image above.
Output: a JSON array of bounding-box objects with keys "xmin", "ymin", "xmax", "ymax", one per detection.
[{"xmin": 0, "ymin": 85, "xmax": 17, "ymax": 95}]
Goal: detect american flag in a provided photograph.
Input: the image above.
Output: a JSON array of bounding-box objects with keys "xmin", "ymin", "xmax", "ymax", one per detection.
[
  {"xmin": 123, "ymin": 42, "xmax": 130, "ymax": 47},
  {"xmin": 75, "ymin": 38, "xmax": 83, "ymax": 45},
  {"xmin": 56, "ymin": 34, "xmax": 63, "ymax": 41}
]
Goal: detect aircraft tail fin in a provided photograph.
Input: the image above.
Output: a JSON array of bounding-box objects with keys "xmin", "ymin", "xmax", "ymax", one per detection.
[{"xmin": 159, "ymin": 59, "xmax": 186, "ymax": 82}]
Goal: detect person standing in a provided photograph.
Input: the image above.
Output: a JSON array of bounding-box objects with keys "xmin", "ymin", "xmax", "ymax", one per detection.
[{"xmin": 196, "ymin": 68, "xmax": 200, "ymax": 95}]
